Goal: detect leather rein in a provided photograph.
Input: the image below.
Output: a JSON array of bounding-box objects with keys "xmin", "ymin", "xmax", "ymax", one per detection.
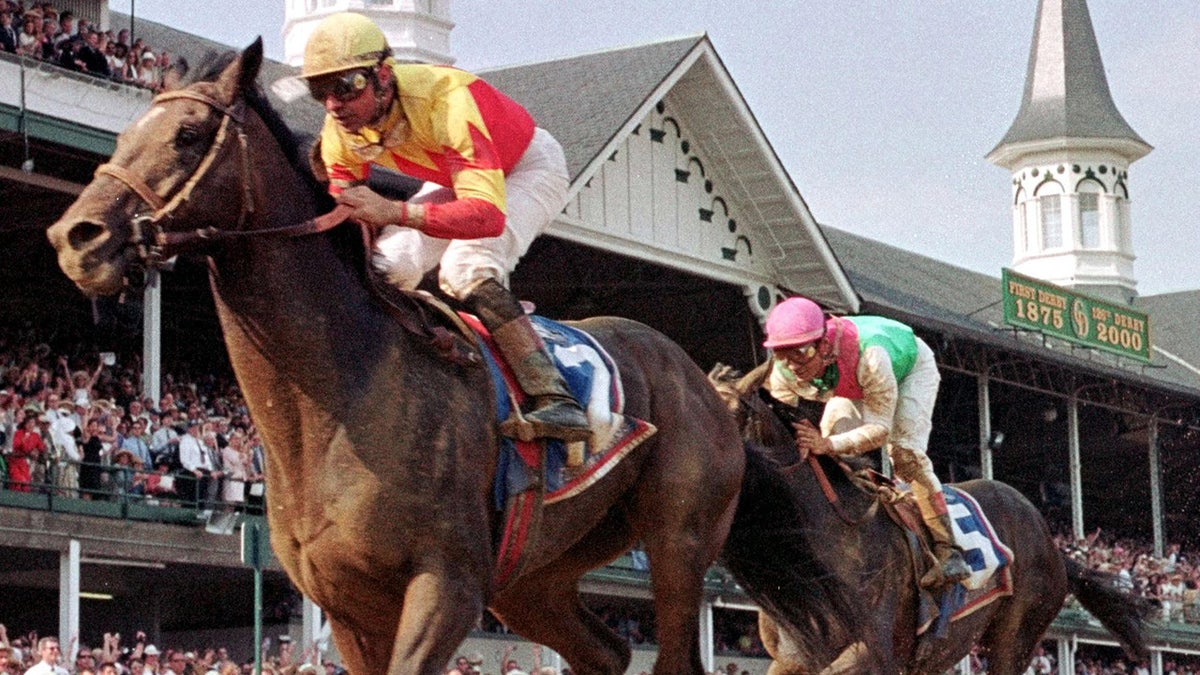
[
  {"xmin": 747, "ymin": 388, "xmax": 878, "ymax": 526},
  {"xmin": 96, "ymin": 88, "xmax": 480, "ymax": 368},
  {"xmin": 95, "ymin": 89, "xmax": 352, "ymax": 269}
]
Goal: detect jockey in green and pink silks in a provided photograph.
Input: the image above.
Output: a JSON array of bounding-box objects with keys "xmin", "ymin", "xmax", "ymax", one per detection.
[{"xmin": 763, "ymin": 296, "xmax": 972, "ymax": 590}]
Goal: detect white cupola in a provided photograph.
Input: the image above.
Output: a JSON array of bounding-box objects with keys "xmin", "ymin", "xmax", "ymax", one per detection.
[
  {"xmin": 283, "ymin": 0, "xmax": 455, "ymax": 67},
  {"xmin": 986, "ymin": 0, "xmax": 1150, "ymax": 305}
]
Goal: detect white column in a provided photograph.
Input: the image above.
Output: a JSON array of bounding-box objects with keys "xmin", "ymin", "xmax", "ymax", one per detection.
[
  {"xmin": 141, "ymin": 270, "xmax": 162, "ymax": 404},
  {"xmin": 1148, "ymin": 418, "xmax": 1163, "ymax": 557},
  {"xmin": 1068, "ymin": 397, "xmax": 1083, "ymax": 541},
  {"xmin": 1057, "ymin": 637, "xmax": 1073, "ymax": 675},
  {"xmin": 698, "ymin": 599, "xmax": 714, "ymax": 673},
  {"xmin": 301, "ymin": 596, "xmax": 324, "ymax": 652},
  {"xmin": 59, "ymin": 540, "xmax": 81, "ymax": 660},
  {"xmin": 977, "ymin": 375, "xmax": 994, "ymax": 480}
]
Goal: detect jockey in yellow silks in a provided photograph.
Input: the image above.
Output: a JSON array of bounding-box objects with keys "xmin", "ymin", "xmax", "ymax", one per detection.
[
  {"xmin": 301, "ymin": 12, "xmax": 588, "ymax": 442},
  {"xmin": 763, "ymin": 296, "xmax": 972, "ymax": 590}
]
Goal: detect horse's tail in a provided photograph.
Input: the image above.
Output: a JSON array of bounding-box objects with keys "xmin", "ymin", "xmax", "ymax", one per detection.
[
  {"xmin": 1063, "ymin": 554, "xmax": 1155, "ymax": 660},
  {"xmin": 719, "ymin": 443, "xmax": 868, "ymax": 667}
]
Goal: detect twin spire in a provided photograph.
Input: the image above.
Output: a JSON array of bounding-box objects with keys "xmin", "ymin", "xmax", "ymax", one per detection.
[{"xmin": 988, "ymin": 0, "xmax": 1150, "ymax": 304}]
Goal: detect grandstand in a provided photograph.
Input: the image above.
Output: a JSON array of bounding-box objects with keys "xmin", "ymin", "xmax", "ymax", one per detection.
[{"xmin": 2, "ymin": 1, "xmax": 1200, "ymax": 674}]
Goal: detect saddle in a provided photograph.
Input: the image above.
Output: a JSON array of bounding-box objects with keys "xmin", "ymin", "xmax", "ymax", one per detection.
[{"xmin": 359, "ymin": 231, "xmax": 482, "ymax": 369}]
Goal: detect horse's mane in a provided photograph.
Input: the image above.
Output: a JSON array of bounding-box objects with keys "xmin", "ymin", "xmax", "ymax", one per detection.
[
  {"xmin": 177, "ymin": 50, "xmax": 374, "ymax": 280},
  {"xmin": 186, "ymin": 51, "xmax": 335, "ymax": 213}
]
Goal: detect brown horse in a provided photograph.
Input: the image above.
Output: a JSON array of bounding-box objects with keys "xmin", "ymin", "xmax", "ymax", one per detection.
[
  {"xmin": 47, "ymin": 41, "xmax": 861, "ymax": 675},
  {"xmin": 711, "ymin": 363, "xmax": 1153, "ymax": 675}
]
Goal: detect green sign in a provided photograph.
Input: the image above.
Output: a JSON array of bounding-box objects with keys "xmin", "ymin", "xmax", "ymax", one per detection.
[{"xmin": 1001, "ymin": 269, "xmax": 1151, "ymax": 362}]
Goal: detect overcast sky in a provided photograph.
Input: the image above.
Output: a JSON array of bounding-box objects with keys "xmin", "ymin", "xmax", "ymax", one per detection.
[{"xmin": 107, "ymin": 1, "xmax": 1200, "ymax": 296}]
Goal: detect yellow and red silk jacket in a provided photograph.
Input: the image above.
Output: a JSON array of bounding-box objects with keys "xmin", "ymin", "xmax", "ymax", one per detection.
[{"xmin": 318, "ymin": 63, "xmax": 536, "ymax": 239}]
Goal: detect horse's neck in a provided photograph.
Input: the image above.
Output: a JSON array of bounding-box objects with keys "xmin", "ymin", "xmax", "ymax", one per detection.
[
  {"xmin": 205, "ymin": 119, "xmax": 402, "ymax": 402},
  {"xmin": 211, "ymin": 228, "xmax": 401, "ymax": 403}
]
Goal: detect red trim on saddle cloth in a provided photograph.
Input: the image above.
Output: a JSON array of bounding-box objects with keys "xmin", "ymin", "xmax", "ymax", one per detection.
[
  {"xmin": 829, "ymin": 317, "xmax": 863, "ymax": 399},
  {"xmin": 493, "ymin": 490, "xmax": 536, "ymax": 589},
  {"xmin": 545, "ymin": 416, "xmax": 656, "ymax": 504}
]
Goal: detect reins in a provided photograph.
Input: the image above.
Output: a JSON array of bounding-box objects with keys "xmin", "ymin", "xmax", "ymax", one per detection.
[
  {"xmin": 95, "ymin": 88, "xmax": 352, "ymax": 267},
  {"xmin": 733, "ymin": 384, "xmax": 878, "ymax": 526},
  {"xmin": 97, "ymin": 85, "xmax": 479, "ymax": 368}
]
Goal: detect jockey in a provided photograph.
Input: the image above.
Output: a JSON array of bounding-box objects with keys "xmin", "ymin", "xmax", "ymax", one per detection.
[
  {"xmin": 300, "ymin": 12, "xmax": 589, "ymax": 442},
  {"xmin": 762, "ymin": 296, "xmax": 972, "ymax": 590}
]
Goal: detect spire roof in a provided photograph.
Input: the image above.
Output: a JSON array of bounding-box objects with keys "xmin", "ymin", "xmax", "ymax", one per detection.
[{"xmin": 990, "ymin": 0, "xmax": 1149, "ymax": 156}]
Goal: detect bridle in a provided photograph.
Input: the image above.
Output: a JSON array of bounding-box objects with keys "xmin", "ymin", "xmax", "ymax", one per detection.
[
  {"xmin": 95, "ymin": 88, "xmax": 350, "ymax": 271},
  {"xmin": 741, "ymin": 386, "xmax": 879, "ymax": 526},
  {"xmin": 95, "ymin": 84, "xmax": 479, "ymax": 368}
]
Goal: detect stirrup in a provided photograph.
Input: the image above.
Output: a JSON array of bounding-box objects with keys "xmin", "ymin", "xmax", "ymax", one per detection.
[
  {"xmin": 920, "ymin": 550, "xmax": 971, "ymax": 591},
  {"xmin": 500, "ymin": 399, "xmax": 591, "ymax": 443}
]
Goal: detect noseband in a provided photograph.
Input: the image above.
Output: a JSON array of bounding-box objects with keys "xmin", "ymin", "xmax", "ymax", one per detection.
[{"xmin": 95, "ymin": 89, "xmax": 348, "ymax": 270}]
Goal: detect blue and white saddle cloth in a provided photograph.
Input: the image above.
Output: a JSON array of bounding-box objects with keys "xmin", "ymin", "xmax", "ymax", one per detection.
[{"xmin": 464, "ymin": 313, "xmax": 657, "ymax": 509}]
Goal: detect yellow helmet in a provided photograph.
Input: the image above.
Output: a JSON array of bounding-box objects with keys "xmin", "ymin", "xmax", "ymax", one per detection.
[{"xmin": 302, "ymin": 13, "xmax": 391, "ymax": 80}]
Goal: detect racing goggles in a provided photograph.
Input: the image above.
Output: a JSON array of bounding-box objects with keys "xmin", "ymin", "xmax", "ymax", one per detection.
[
  {"xmin": 308, "ymin": 69, "xmax": 371, "ymax": 103},
  {"xmin": 775, "ymin": 341, "xmax": 820, "ymax": 363}
]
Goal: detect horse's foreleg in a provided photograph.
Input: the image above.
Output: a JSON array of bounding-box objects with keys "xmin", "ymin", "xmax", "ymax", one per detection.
[
  {"xmin": 387, "ymin": 570, "xmax": 485, "ymax": 675},
  {"xmin": 636, "ymin": 428, "xmax": 742, "ymax": 674},
  {"xmin": 327, "ymin": 616, "xmax": 392, "ymax": 675}
]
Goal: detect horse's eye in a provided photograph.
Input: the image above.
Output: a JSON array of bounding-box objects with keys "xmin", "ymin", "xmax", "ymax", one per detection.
[{"xmin": 176, "ymin": 126, "xmax": 202, "ymax": 147}]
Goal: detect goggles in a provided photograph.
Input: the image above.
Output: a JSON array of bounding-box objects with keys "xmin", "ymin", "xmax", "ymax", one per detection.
[
  {"xmin": 775, "ymin": 341, "xmax": 820, "ymax": 363},
  {"xmin": 308, "ymin": 69, "xmax": 371, "ymax": 103}
]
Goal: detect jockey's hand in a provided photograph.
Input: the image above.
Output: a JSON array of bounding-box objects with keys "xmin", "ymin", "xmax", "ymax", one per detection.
[
  {"xmin": 337, "ymin": 186, "xmax": 403, "ymax": 230},
  {"xmin": 794, "ymin": 419, "xmax": 833, "ymax": 459}
]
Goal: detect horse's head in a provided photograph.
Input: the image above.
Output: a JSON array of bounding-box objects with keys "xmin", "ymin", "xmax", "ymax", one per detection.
[{"xmin": 47, "ymin": 39, "xmax": 267, "ymax": 297}]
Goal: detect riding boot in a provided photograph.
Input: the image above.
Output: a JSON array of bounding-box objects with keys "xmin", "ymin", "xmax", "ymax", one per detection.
[
  {"xmin": 920, "ymin": 511, "xmax": 973, "ymax": 591},
  {"xmin": 465, "ymin": 279, "xmax": 591, "ymax": 443}
]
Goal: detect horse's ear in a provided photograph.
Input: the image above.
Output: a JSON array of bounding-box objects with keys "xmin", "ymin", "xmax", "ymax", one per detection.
[
  {"xmin": 215, "ymin": 37, "xmax": 264, "ymax": 102},
  {"xmin": 161, "ymin": 65, "xmax": 185, "ymax": 92}
]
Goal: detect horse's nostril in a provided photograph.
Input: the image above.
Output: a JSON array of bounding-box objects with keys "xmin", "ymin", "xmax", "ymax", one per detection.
[{"xmin": 66, "ymin": 221, "xmax": 106, "ymax": 248}]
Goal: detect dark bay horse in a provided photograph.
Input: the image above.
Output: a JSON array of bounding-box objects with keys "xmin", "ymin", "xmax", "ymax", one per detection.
[
  {"xmin": 47, "ymin": 41, "xmax": 861, "ymax": 674},
  {"xmin": 711, "ymin": 364, "xmax": 1153, "ymax": 675}
]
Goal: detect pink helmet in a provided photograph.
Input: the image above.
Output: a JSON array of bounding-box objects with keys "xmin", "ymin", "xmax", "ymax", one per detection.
[{"xmin": 762, "ymin": 297, "xmax": 826, "ymax": 348}]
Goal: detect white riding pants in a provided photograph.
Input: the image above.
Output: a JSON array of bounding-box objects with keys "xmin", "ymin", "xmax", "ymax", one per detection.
[{"xmin": 373, "ymin": 127, "xmax": 569, "ymax": 299}]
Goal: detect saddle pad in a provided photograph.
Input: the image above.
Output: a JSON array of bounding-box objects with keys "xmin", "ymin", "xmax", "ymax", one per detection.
[
  {"xmin": 947, "ymin": 486, "xmax": 1013, "ymax": 593},
  {"xmin": 918, "ymin": 486, "xmax": 1015, "ymax": 634},
  {"xmin": 460, "ymin": 313, "xmax": 657, "ymax": 509}
]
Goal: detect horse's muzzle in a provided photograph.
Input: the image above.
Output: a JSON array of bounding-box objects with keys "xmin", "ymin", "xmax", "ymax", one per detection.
[{"xmin": 47, "ymin": 216, "xmax": 133, "ymax": 297}]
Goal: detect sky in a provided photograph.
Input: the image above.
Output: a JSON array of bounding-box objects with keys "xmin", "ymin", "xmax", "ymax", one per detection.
[{"xmin": 106, "ymin": 1, "xmax": 1200, "ymax": 296}]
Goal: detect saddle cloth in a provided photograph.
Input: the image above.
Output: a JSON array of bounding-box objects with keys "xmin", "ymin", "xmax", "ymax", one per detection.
[
  {"xmin": 916, "ymin": 486, "xmax": 1014, "ymax": 633},
  {"xmin": 460, "ymin": 313, "xmax": 657, "ymax": 509}
]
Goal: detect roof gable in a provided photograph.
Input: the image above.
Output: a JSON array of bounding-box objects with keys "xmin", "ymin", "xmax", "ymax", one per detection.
[
  {"xmin": 481, "ymin": 36, "xmax": 702, "ymax": 181},
  {"xmin": 484, "ymin": 36, "xmax": 858, "ymax": 314}
]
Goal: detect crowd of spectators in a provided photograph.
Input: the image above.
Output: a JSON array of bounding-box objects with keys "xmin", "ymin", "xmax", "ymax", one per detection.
[
  {"xmin": 986, "ymin": 643, "xmax": 1200, "ymax": 675},
  {"xmin": 0, "ymin": 625, "xmax": 341, "ymax": 675},
  {"xmin": 0, "ymin": 330, "xmax": 264, "ymax": 515},
  {"xmin": 1056, "ymin": 528, "xmax": 1200, "ymax": 624},
  {"xmin": 0, "ymin": 1, "xmax": 184, "ymax": 92}
]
